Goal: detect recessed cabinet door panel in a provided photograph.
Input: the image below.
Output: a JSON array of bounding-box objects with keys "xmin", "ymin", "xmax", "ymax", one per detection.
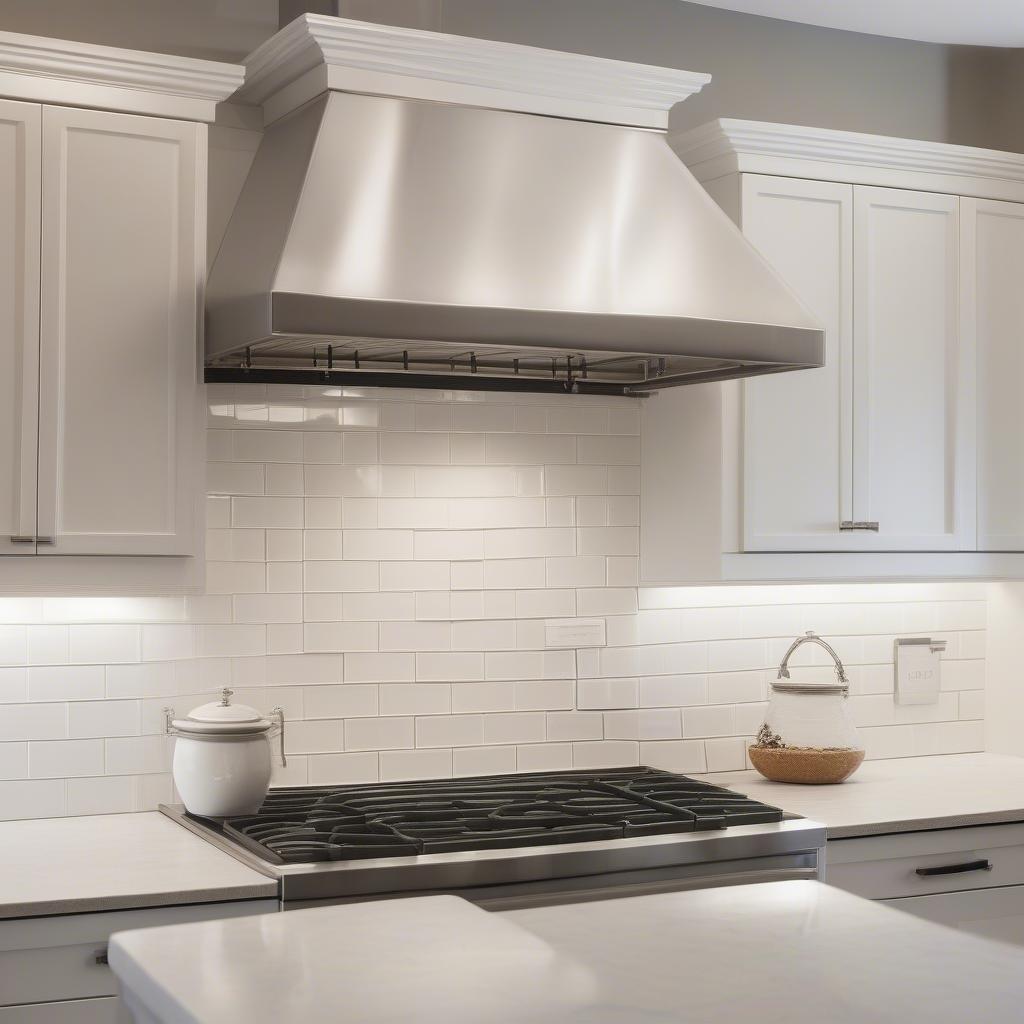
[
  {"xmin": 37, "ymin": 107, "xmax": 201, "ymax": 555},
  {"xmin": 964, "ymin": 197, "xmax": 1024, "ymax": 551},
  {"xmin": 740, "ymin": 175, "xmax": 855, "ymax": 551},
  {"xmin": 852, "ymin": 186, "xmax": 970, "ymax": 551},
  {"xmin": 0, "ymin": 100, "xmax": 40, "ymax": 556}
]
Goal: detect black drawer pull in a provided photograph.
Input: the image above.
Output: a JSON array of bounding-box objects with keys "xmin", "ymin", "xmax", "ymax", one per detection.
[{"xmin": 915, "ymin": 859, "xmax": 992, "ymax": 877}]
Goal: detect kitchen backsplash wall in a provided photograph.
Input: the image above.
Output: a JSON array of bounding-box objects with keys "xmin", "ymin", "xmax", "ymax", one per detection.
[{"xmin": 0, "ymin": 386, "xmax": 986, "ymax": 819}]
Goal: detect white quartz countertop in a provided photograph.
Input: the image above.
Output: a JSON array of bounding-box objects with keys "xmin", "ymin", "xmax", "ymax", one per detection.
[
  {"xmin": 700, "ymin": 752, "xmax": 1024, "ymax": 838},
  {"xmin": 0, "ymin": 811, "xmax": 277, "ymax": 919},
  {"xmin": 109, "ymin": 881, "xmax": 1024, "ymax": 1024}
]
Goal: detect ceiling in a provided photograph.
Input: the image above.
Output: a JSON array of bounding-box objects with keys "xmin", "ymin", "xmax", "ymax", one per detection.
[{"xmin": 684, "ymin": 0, "xmax": 1024, "ymax": 47}]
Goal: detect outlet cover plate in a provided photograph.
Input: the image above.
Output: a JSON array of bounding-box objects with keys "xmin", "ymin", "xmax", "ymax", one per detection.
[{"xmin": 895, "ymin": 637, "xmax": 944, "ymax": 706}]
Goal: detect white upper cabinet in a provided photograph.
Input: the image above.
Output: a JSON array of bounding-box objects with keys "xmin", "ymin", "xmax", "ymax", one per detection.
[
  {"xmin": 964, "ymin": 197, "xmax": 1024, "ymax": 551},
  {"xmin": 741, "ymin": 175, "xmax": 854, "ymax": 551},
  {"xmin": 36, "ymin": 106, "xmax": 203, "ymax": 556},
  {"xmin": 851, "ymin": 186, "xmax": 970, "ymax": 551},
  {"xmin": 646, "ymin": 120, "xmax": 1024, "ymax": 581},
  {"xmin": 0, "ymin": 99, "xmax": 40, "ymax": 556}
]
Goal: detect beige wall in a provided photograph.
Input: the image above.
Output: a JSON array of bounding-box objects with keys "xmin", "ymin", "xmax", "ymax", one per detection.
[{"xmin": 2, "ymin": 0, "xmax": 1021, "ymax": 150}]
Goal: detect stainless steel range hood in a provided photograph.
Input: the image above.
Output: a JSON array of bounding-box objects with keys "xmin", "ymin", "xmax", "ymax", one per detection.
[{"xmin": 206, "ymin": 17, "xmax": 823, "ymax": 395}]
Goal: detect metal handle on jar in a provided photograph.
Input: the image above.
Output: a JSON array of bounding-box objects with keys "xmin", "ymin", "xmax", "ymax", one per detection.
[
  {"xmin": 840, "ymin": 521, "xmax": 879, "ymax": 532},
  {"xmin": 273, "ymin": 707, "xmax": 287, "ymax": 768},
  {"xmin": 777, "ymin": 631, "xmax": 850, "ymax": 686}
]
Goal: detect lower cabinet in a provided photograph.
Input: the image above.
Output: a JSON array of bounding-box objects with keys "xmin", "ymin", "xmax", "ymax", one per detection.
[
  {"xmin": 0, "ymin": 899, "xmax": 278, "ymax": 1022},
  {"xmin": 826, "ymin": 821, "xmax": 1024, "ymax": 946}
]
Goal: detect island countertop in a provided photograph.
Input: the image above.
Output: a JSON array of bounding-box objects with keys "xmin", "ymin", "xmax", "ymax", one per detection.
[
  {"xmin": 0, "ymin": 811, "xmax": 277, "ymax": 919},
  {"xmin": 700, "ymin": 752, "xmax": 1024, "ymax": 838},
  {"xmin": 109, "ymin": 881, "xmax": 1024, "ymax": 1023}
]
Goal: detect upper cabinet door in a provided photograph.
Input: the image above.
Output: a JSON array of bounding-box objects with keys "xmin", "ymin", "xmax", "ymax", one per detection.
[
  {"xmin": 740, "ymin": 174, "xmax": 855, "ymax": 551},
  {"xmin": 0, "ymin": 100, "xmax": 41, "ymax": 556},
  {"xmin": 963, "ymin": 197, "xmax": 1024, "ymax": 551},
  {"xmin": 852, "ymin": 186, "xmax": 973, "ymax": 551},
  {"xmin": 37, "ymin": 107, "xmax": 203, "ymax": 555}
]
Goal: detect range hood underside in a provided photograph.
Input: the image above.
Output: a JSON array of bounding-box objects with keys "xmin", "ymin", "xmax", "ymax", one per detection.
[{"xmin": 205, "ymin": 294, "xmax": 821, "ymax": 395}]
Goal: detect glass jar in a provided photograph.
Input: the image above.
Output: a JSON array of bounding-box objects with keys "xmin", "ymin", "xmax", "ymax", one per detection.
[{"xmin": 749, "ymin": 632, "xmax": 865, "ymax": 785}]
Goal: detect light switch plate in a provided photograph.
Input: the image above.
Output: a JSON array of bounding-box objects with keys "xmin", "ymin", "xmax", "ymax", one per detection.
[
  {"xmin": 894, "ymin": 637, "xmax": 945, "ymax": 706},
  {"xmin": 545, "ymin": 619, "xmax": 606, "ymax": 649}
]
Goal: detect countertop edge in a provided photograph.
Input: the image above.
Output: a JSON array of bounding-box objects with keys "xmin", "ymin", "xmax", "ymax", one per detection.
[
  {"xmin": 827, "ymin": 807, "xmax": 1024, "ymax": 840},
  {"xmin": 0, "ymin": 884, "xmax": 279, "ymax": 921}
]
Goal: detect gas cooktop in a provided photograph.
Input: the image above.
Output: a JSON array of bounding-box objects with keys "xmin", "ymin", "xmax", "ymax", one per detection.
[
  {"xmin": 162, "ymin": 767, "xmax": 824, "ymax": 904},
  {"xmin": 190, "ymin": 767, "xmax": 785, "ymax": 866}
]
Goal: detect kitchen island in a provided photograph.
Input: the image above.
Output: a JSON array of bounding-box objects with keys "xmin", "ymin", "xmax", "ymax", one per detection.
[{"xmin": 109, "ymin": 880, "xmax": 1024, "ymax": 1023}]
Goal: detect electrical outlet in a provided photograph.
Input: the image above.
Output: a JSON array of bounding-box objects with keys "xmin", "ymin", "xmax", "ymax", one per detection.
[{"xmin": 894, "ymin": 637, "xmax": 946, "ymax": 706}]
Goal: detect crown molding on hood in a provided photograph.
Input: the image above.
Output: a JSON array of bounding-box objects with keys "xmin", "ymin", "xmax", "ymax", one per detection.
[
  {"xmin": 0, "ymin": 29, "xmax": 243, "ymax": 122},
  {"xmin": 240, "ymin": 14, "xmax": 711, "ymax": 129},
  {"xmin": 672, "ymin": 118, "xmax": 1024, "ymax": 204}
]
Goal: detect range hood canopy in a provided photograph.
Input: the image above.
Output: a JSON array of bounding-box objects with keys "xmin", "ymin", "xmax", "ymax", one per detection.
[{"xmin": 206, "ymin": 15, "xmax": 824, "ymax": 395}]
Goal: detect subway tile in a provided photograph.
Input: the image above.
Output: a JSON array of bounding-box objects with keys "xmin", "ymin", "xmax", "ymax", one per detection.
[
  {"xmin": 704, "ymin": 737, "xmax": 748, "ymax": 773},
  {"xmin": 483, "ymin": 712, "xmax": 545, "ymax": 745},
  {"xmin": 304, "ymin": 497, "xmax": 344, "ymax": 529},
  {"xmin": 415, "ymin": 531, "xmax": 484, "ymax": 561},
  {"xmin": 572, "ymin": 740, "xmax": 638, "ymax": 769},
  {"xmin": 414, "ymin": 466, "xmax": 516, "ymax": 498},
  {"xmin": 638, "ymin": 675, "xmax": 707, "ymax": 708},
  {"xmin": 682, "ymin": 705, "xmax": 736, "ymax": 739},
  {"xmin": 231, "ymin": 496, "xmax": 303, "ymax": 529},
  {"xmin": 345, "ymin": 717, "xmax": 414, "ymax": 751},
  {"xmin": 379, "ymin": 748, "xmax": 452, "ymax": 782},
  {"xmin": 486, "ymin": 650, "xmax": 575, "ymax": 681},
  {"xmin": 67, "ymin": 775, "xmax": 136, "ymax": 816},
  {"xmin": 0, "ymin": 703, "xmax": 67, "ymax": 741},
  {"xmin": 0, "ymin": 668, "xmax": 27, "ymax": 703},
  {"xmin": 546, "ymin": 711, "xmax": 603, "ymax": 742},
  {"xmin": 233, "ymin": 594, "xmax": 302, "ymax": 624},
  {"xmin": 544, "ymin": 466, "xmax": 607, "ymax": 496},
  {"xmin": 379, "ymin": 499, "xmax": 449, "ymax": 530},
  {"xmin": 303, "ymin": 622, "xmax": 378, "ymax": 653},
  {"xmin": 304, "ymin": 465, "xmax": 380, "ymax": 497},
  {"xmin": 69, "ymin": 700, "xmax": 140, "ymax": 739},
  {"xmin": 515, "ymin": 679, "xmax": 575, "ymax": 712},
  {"xmin": 233, "ymin": 429, "xmax": 302, "ymax": 463},
  {"xmin": 308, "ymin": 751, "xmax": 379, "ymax": 785},
  {"xmin": 0, "ymin": 780, "xmax": 66, "ymax": 819},
  {"xmin": 486, "ymin": 434, "xmax": 574, "ymax": 465},
  {"xmin": 450, "ymin": 433, "xmax": 485, "ymax": 464},
  {"xmin": 208, "ymin": 462, "xmax": 264, "ymax": 496},
  {"xmin": 68, "ymin": 625, "xmax": 140, "ymax": 664},
  {"xmin": 546, "ymin": 556, "xmax": 606, "ymax": 588},
  {"xmin": 608, "ymin": 405, "xmax": 641, "ymax": 435},
  {"xmin": 483, "ymin": 558, "xmax": 546, "ymax": 590},
  {"xmin": 577, "ymin": 589, "xmax": 638, "ymax": 617},
  {"xmin": 484, "ymin": 528, "xmax": 575, "ymax": 560},
  {"xmin": 516, "ymin": 742, "xmax": 572, "ymax": 773},
  {"xmin": 29, "ymin": 666, "xmax": 105, "ymax": 702},
  {"xmin": 547, "ymin": 407, "xmax": 608, "ymax": 435},
  {"xmin": 707, "ymin": 672, "xmax": 766, "ymax": 705},
  {"xmin": 604, "ymin": 709, "xmax": 682, "ymax": 741},
  {"xmin": 515, "ymin": 590, "xmax": 576, "ymax": 619},
  {"xmin": 267, "ymin": 562, "xmax": 303, "ymax": 593},
  {"xmin": 578, "ymin": 678, "xmax": 639, "ymax": 711},
  {"xmin": 285, "ymin": 719, "xmax": 344, "ymax": 755},
  {"xmin": 416, "ymin": 714, "xmax": 483, "ymax": 748},
  {"xmin": 451, "ymin": 681, "xmax": 516, "ymax": 713},
  {"xmin": 380, "ymin": 684, "xmax": 451, "ymax": 717},
  {"xmin": 345, "ymin": 652, "xmax": 416, "ymax": 683},
  {"xmin": 342, "ymin": 498, "xmax": 378, "ymax": 529},
  {"xmin": 197, "ymin": 625, "xmax": 266, "ymax": 658},
  {"xmin": 380, "ymin": 432, "xmax": 449, "ymax": 465},
  {"xmin": 451, "ymin": 620, "xmax": 516, "ymax": 652},
  {"xmin": 304, "ymin": 560, "xmax": 379, "ymax": 593},
  {"xmin": 343, "ymin": 593, "xmax": 416, "ymax": 621},
  {"xmin": 452, "ymin": 405, "xmax": 515, "ymax": 432},
  {"xmin": 105, "ymin": 736, "xmax": 171, "ymax": 775},
  {"xmin": 454, "ymin": 745, "xmax": 516, "ymax": 776},
  {"xmin": 206, "ymin": 529, "xmax": 266, "ymax": 562},
  {"xmin": 29, "ymin": 739, "xmax": 104, "ymax": 778},
  {"xmin": 380, "ymin": 621, "xmax": 451, "ymax": 652},
  {"xmin": 206, "ymin": 562, "xmax": 267, "ymax": 595},
  {"xmin": 379, "ymin": 561, "xmax": 450, "ymax": 592},
  {"xmin": 302, "ymin": 432, "xmax": 344, "ymax": 463},
  {"xmin": 577, "ymin": 527, "xmax": 638, "ymax": 557},
  {"xmin": 304, "ymin": 684, "xmax": 378, "ymax": 719},
  {"xmin": 414, "ymin": 404, "xmax": 452, "ymax": 432},
  {"xmin": 516, "ymin": 467, "xmax": 545, "ymax": 496},
  {"xmin": 26, "ymin": 625, "xmax": 68, "ymax": 666},
  {"xmin": 343, "ymin": 530, "xmax": 415, "ymax": 560},
  {"xmin": 265, "ymin": 463, "xmax": 304, "ymax": 496},
  {"xmin": 344, "ymin": 433, "xmax": 379, "ymax": 465},
  {"xmin": 302, "ymin": 530, "xmax": 344, "ymax": 559},
  {"xmin": 261, "ymin": 653, "xmax": 343, "ymax": 686},
  {"xmin": 639, "ymin": 740, "xmax": 707, "ymax": 774},
  {"xmin": 545, "ymin": 496, "xmax": 575, "ymax": 528},
  {"xmin": 577, "ymin": 435, "xmax": 639, "ymax": 465}
]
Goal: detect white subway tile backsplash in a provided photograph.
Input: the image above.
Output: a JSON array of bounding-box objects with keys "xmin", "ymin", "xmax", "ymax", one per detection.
[{"xmin": 0, "ymin": 389, "xmax": 989, "ymax": 818}]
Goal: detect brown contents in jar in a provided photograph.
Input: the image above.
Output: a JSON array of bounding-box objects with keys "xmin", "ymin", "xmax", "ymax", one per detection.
[{"xmin": 748, "ymin": 745, "xmax": 864, "ymax": 785}]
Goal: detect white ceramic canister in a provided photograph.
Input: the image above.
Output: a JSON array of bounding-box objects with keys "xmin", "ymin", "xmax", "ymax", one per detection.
[{"xmin": 166, "ymin": 688, "xmax": 286, "ymax": 817}]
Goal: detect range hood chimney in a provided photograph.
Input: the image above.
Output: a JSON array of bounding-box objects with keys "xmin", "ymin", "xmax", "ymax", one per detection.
[{"xmin": 206, "ymin": 15, "xmax": 823, "ymax": 395}]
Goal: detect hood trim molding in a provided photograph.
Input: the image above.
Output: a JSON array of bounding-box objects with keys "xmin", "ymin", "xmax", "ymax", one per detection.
[{"xmin": 240, "ymin": 13, "xmax": 710, "ymax": 128}]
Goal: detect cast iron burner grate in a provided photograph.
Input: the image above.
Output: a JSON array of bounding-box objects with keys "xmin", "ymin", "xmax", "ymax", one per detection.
[{"xmin": 207, "ymin": 768, "xmax": 784, "ymax": 865}]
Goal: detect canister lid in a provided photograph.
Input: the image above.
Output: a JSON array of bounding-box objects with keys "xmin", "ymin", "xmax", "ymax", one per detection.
[{"xmin": 172, "ymin": 688, "xmax": 272, "ymax": 734}]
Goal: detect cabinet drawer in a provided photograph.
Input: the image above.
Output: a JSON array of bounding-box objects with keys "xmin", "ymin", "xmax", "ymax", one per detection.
[
  {"xmin": 886, "ymin": 885, "xmax": 1024, "ymax": 947},
  {"xmin": 0, "ymin": 997, "xmax": 125, "ymax": 1023},
  {"xmin": 0, "ymin": 899, "xmax": 276, "ymax": 1008},
  {"xmin": 827, "ymin": 822, "xmax": 1024, "ymax": 899}
]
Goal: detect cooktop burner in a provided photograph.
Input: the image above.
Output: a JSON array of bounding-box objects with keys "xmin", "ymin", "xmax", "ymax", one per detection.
[{"xmin": 204, "ymin": 767, "xmax": 784, "ymax": 866}]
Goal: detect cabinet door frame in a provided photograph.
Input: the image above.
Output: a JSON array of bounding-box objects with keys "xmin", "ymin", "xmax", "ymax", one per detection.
[
  {"xmin": 963, "ymin": 195, "xmax": 1024, "ymax": 551},
  {"xmin": 851, "ymin": 184, "xmax": 974, "ymax": 551},
  {"xmin": 0, "ymin": 99, "xmax": 41, "ymax": 556},
  {"xmin": 36, "ymin": 105, "xmax": 203, "ymax": 556},
  {"xmin": 740, "ymin": 174, "xmax": 857, "ymax": 551}
]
